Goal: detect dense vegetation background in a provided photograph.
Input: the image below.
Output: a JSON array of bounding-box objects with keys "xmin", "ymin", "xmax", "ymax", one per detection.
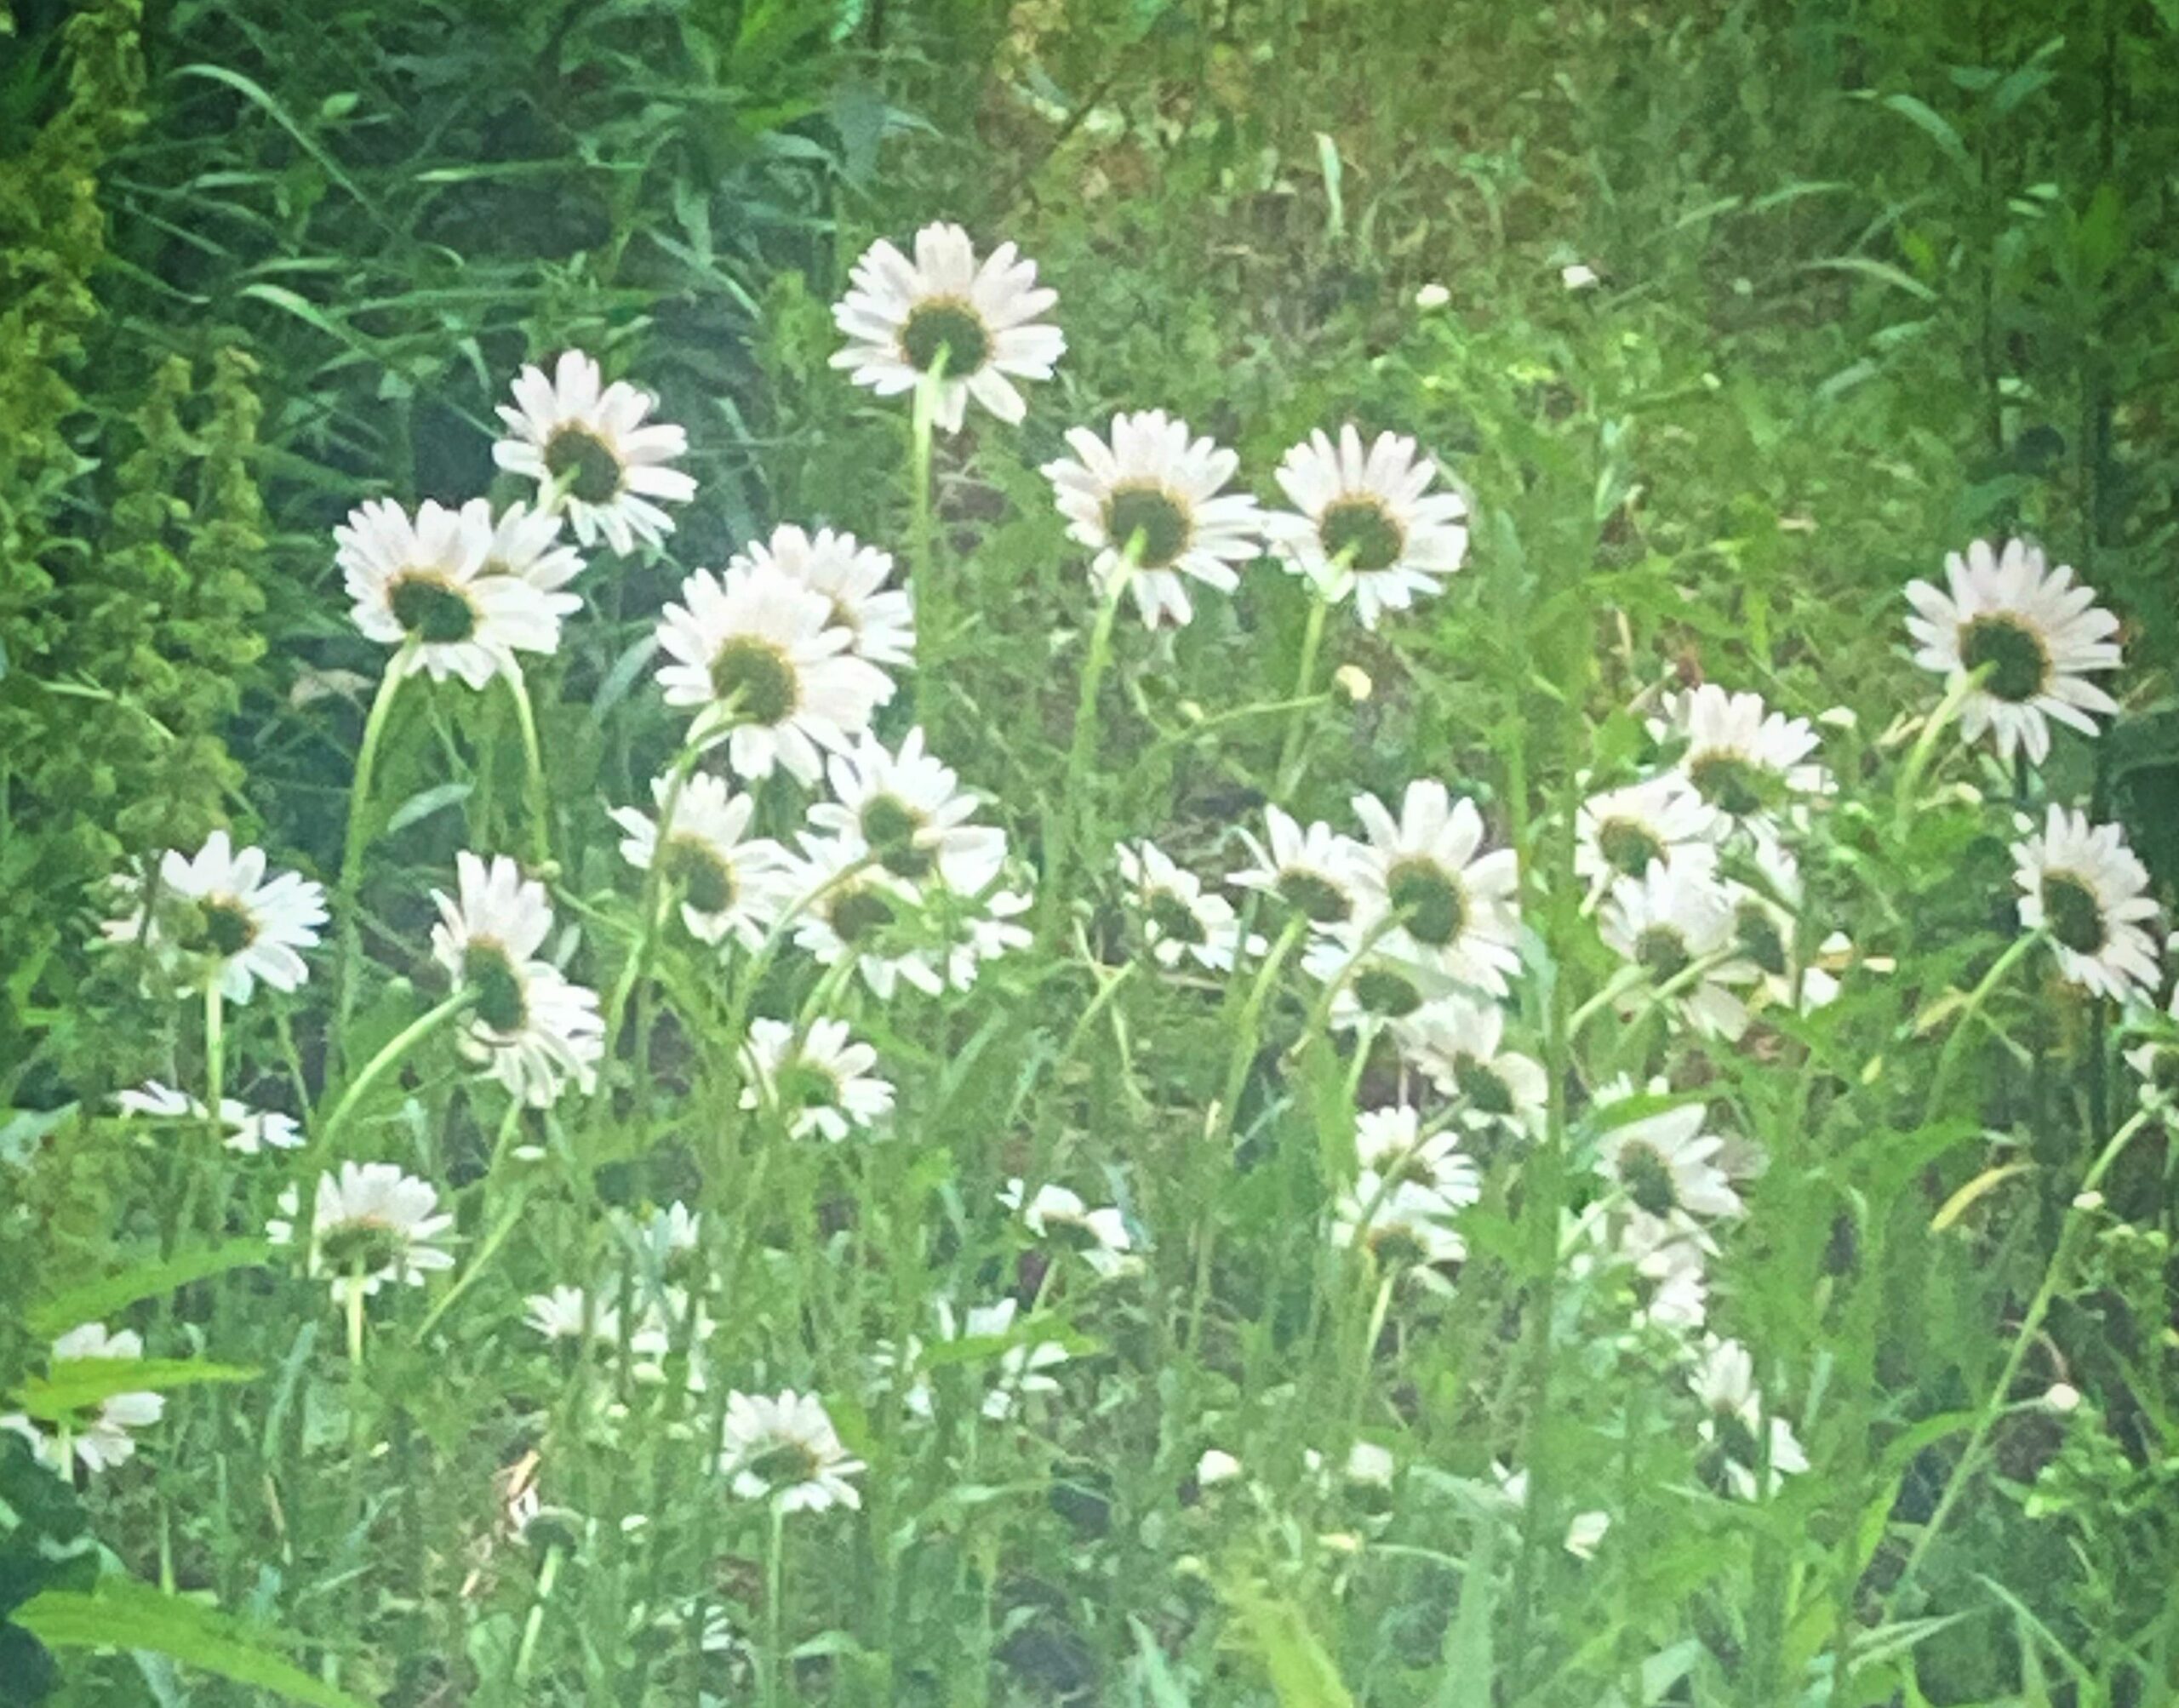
[{"xmin": 3, "ymin": 0, "xmax": 2176, "ymax": 1703}]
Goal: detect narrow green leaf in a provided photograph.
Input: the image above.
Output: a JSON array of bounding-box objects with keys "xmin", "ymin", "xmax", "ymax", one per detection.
[
  {"xmin": 29, "ymin": 1242, "xmax": 270, "ymax": 1340},
  {"xmin": 17, "ymin": 1361, "xmax": 258, "ymax": 1420},
  {"xmin": 1802, "ymin": 257, "xmax": 1939, "ymax": 303},
  {"xmin": 385, "ymin": 780, "xmax": 472, "ymax": 836}
]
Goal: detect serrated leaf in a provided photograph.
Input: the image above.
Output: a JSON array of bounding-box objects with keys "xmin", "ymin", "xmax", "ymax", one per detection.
[
  {"xmin": 29, "ymin": 1242, "xmax": 270, "ymax": 1340},
  {"xmin": 16, "ymin": 1361, "xmax": 258, "ymax": 1420}
]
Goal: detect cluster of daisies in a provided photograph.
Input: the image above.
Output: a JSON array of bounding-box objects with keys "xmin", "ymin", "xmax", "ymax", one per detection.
[{"xmin": 36, "ymin": 220, "xmax": 2175, "ymax": 1585}]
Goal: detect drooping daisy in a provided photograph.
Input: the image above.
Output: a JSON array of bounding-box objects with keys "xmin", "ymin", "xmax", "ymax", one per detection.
[
  {"xmin": 1574, "ymin": 775, "xmax": 1721, "ymax": 904},
  {"xmin": 1349, "ymin": 781, "xmax": 1522, "ymax": 996},
  {"xmin": 887, "ymin": 1299, "xmax": 1070, "ymax": 1423},
  {"xmin": 493, "ymin": 350, "xmax": 695, "ymax": 555},
  {"xmin": 1227, "ymin": 807, "xmax": 1369, "ymax": 929},
  {"xmin": 1692, "ymin": 1336, "xmax": 1808, "ymax": 1501},
  {"xmin": 1000, "ymin": 1180, "xmax": 1141, "ymax": 1280},
  {"xmin": 1042, "ymin": 409, "xmax": 1265, "ymax": 628},
  {"xmin": 1116, "ymin": 841, "xmax": 1263, "ymax": 973},
  {"xmin": 100, "ymin": 831, "xmax": 327, "ymax": 1003},
  {"xmin": 1599, "ymin": 862, "xmax": 1759, "ymax": 1041},
  {"xmin": 267, "ymin": 1162, "xmax": 456, "ymax": 1307},
  {"xmin": 1352, "ymin": 1105, "xmax": 1483, "ymax": 1205},
  {"xmin": 739, "ymin": 1015, "xmax": 895, "ymax": 1141},
  {"xmin": 1654, "ymin": 684, "xmax": 1831, "ymax": 837},
  {"xmin": 337, "ymin": 498, "xmax": 576, "ymax": 688},
  {"xmin": 461, "ymin": 496, "xmax": 586, "ymax": 596},
  {"xmin": 1332, "ymin": 1170, "xmax": 1470, "ymax": 1270},
  {"xmin": 430, "ymin": 853, "xmax": 604, "ymax": 1106},
  {"xmin": 763, "ymin": 835, "xmax": 939, "ymax": 1001},
  {"xmin": 1587, "ymin": 1078, "xmax": 1741, "ymax": 1254},
  {"xmin": 1266, "ymin": 426, "xmax": 1471, "ymax": 628},
  {"xmin": 807, "ymin": 727, "xmax": 1006, "ymax": 891},
  {"xmin": 719, "ymin": 1390, "xmax": 864, "ymax": 1513},
  {"xmin": 1393, "ymin": 998, "xmax": 1548, "ymax": 1137},
  {"xmin": 735, "ymin": 523, "xmax": 915, "ymax": 668},
  {"xmin": 2125, "ymin": 1039, "xmax": 2179, "ymax": 1119},
  {"xmin": 1904, "ymin": 538, "xmax": 2123, "ymax": 764},
  {"xmin": 114, "ymin": 1080, "xmax": 301, "ymax": 1154},
  {"xmin": 655, "ymin": 563, "xmax": 894, "ymax": 782},
  {"xmin": 1567, "ymin": 1208, "xmax": 1711, "ymax": 1335},
  {"xmin": 0, "ymin": 1324, "xmax": 165, "ymax": 1477},
  {"xmin": 610, "ymin": 771, "xmax": 785, "ymax": 949},
  {"xmin": 2011, "ymin": 806, "xmax": 2162, "ymax": 1003},
  {"xmin": 1720, "ymin": 839, "xmax": 1843, "ymax": 1014},
  {"xmin": 830, "ymin": 222, "xmax": 1064, "ymax": 432},
  {"xmin": 1301, "ymin": 928, "xmax": 1461, "ymax": 1034}
]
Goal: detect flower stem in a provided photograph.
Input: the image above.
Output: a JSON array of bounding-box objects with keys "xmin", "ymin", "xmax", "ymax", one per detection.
[
  {"xmin": 333, "ymin": 644, "xmax": 416, "ymax": 1067},
  {"xmin": 315, "ymin": 992, "xmax": 472, "ymax": 1156},
  {"xmin": 513, "ymin": 1544, "xmax": 563, "ymax": 1688},
  {"xmin": 504, "ymin": 662, "xmax": 552, "ymax": 872},
  {"xmin": 1922, "ymin": 928, "xmax": 2045, "ymax": 1128},
  {"xmin": 1043, "ymin": 569, "xmax": 1131, "ymax": 945},
  {"xmin": 908, "ymin": 367, "xmax": 941, "ymax": 733},
  {"xmin": 762, "ymin": 1496, "xmax": 790, "ymax": 1708},
  {"xmin": 1273, "ymin": 592, "xmax": 1331, "ymax": 800}
]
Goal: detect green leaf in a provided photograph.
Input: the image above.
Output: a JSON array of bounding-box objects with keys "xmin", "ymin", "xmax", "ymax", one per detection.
[
  {"xmin": 15, "ymin": 1580, "xmax": 366, "ymax": 1708},
  {"xmin": 1878, "ymin": 93, "xmax": 1973, "ymax": 177},
  {"xmin": 1220, "ymin": 1579, "xmax": 1354, "ymax": 1708},
  {"xmin": 15, "ymin": 1361, "xmax": 258, "ymax": 1420},
  {"xmin": 385, "ymin": 780, "xmax": 472, "ymax": 836},
  {"xmin": 29, "ymin": 1242, "xmax": 270, "ymax": 1340},
  {"xmin": 1802, "ymin": 257, "xmax": 1938, "ymax": 303}
]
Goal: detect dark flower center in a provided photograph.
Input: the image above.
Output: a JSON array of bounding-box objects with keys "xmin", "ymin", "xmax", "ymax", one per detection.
[
  {"xmin": 463, "ymin": 943, "xmax": 529, "ymax": 1033},
  {"xmin": 708, "ymin": 637, "xmax": 798, "ymax": 725},
  {"xmin": 1453, "ymin": 1056, "xmax": 1514, "ymax": 1116},
  {"xmin": 318, "ymin": 1219, "xmax": 408, "ymax": 1277},
  {"xmin": 826, "ymin": 887, "xmax": 898, "ymax": 946},
  {"xmin": 1634, "ymin": 925, "xmax": 1693, "ymax": 982},
  {"xmin": 543, "ymin": 426, "xmax": 625, "ymax": 506},
  {"xmin": 1147, "ymin": 891, "xmax": 1208, "ymax": 946},
  {"xmin": 388, "ymin": 573, "xmax": 479, "ymax": 644},
  {"xmin": 1685, "ymin": 752, "xmax": 1772, "ymax": 820},
  {"xmin": 1367, "ymin": 1222, "xmax": 1432, "ymax": 1269},
  {"xmin": 1045, "ymin": 1214, "xmax": 1107, "ymax": 1254},
  {"xmin": 1277, "ymin": 867, "xmax": 1352, "ymax": 923},
  {"xmin": 775, "ymin": 1060, "xmax": 844, "ymax": 1113},
  {"xmin": 899, "ymin": 299, "xmax": 992, "ymax": 376},
  {"xmin": 1597, "ymin": 819, "xmax": 1665, "ymax": 879},
  {"xmin": 1318, "ymin": 498, "xmax": 1404, "ymax": 573},
  {"xmin": 1958, "ymin": 614, "xmax": 2050, "ymax": 704},
  {"xmin": 2040, "ymin": 871, "xmax": 2106, "ymax": 956},
  {"xmin": 1352, "ymin": 967, "xmax": 1424, "ymax": 1019},
  {"xmin": 1386, "ymin": 859, "xmax": 1466, "ymax": 947},
  {"xmin": 2148, "ymin": 1048, "xmax": 2179, "ymax": 1100},
  {"xmin": 1103, "ymin": 484, "xmax": 1192, "ymax": 570},
  {"xmin": 743, "ymin": 1440, "xmax": 824, "ymax": 1488},
  {"xmin": 861, "ymin": 796, "xmax": 934, "ymax": 880},
  {"xmin": 1733, "ymin": 902, "xmax": 1788, "ymax": 977},
  {"xmin": 199, "ymin": 898, "xmax": 259, "ymax": 959},
  {"xmin": 661, "ymin": 837, "xmax": 735, "ymax": 916},
  {"xmin": 1617, "ymin": 1142, "xmax": 1679, "ymax": 1218}
]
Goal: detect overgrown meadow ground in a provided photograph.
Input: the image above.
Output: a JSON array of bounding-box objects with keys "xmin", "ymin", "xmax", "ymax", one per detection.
[{"xmin": 5, "ymin": 3, "xmax": 2179, "ymax": 1705}]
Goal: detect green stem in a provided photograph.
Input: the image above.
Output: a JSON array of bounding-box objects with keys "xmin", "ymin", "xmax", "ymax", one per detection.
[
  {"xmin": 513, "ymin": 1544, "xmax": 563, "ymax": 1688},
  {"xmin": 316, "ymin": 992, "xmax": 472, "ymax": 1155},
  {"xmin": 1922, "ymin": 928, "xmax": 2045, "ymax": 1129},
  {"xmin": 1273, "ymin": 592, "xmax": 1331, "ymax": 800},
  {"xmin": 334, "ymin": 643, "xmax": 417, "ymax": 1065},
  {"xmin": 505, "ymin": 663, "xmax": 552, "ymax": 871},
  {"xmin": 763, "ymin": 1497, "xmax": 790, "ymax": 1708},
  {"xmin": 909, "ymin": 366, "xmax": 942, "ymax": 732},
  {"xmin": 1042, "ymin": 568, "xmax": 1130, "ymax": 945},
  {"xmin": 602, "ymin": 741, "xmax": 706, "ymax": 1056}
]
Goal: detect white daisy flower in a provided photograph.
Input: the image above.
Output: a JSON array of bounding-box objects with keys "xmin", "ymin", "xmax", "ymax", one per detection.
[
  {"xmin": 830, "ymin": 222, "xmax": 1064, "ymax": 433},
  {"xmin": 336, "ymin": 498, "xmax": 575, "ymax": 688},
  {"xmin": 2011, "ymin": 806, "xmax": 2163, "ymax": 1003},
  {"xmin": 1393, "ymin": 998, "xmax": 1548, "ymax": 1137},
  {"xmin": 492, "ymin": 350, "xmax": 695, "ymax": 555},
  {"xmin": 1349, "ymin": 781, "xmax": 1522, "ymax": 997},
  {"xmin": 1574, "ymin": 775, "xmax": 1722, "ymax": 903},
  {"xmin": 1353, "ymin": 1105, "xmax": 1482, "ymax": 1205},
  {"xmin": 886, "ymin": 1299, "xmax": 1070, "ymax": 1423},
  {"xmin": 1492, "ymin": 1465, "xmax": 1611, "ymax": 1558},
  {"xmin": 1588, "ymin": 1078, "xmax": 1741, "ymax": 1254},
  {"xmin": 1042, "ymin": 409, "xmax": 1265, "ymax": 628},
  {"xmin": 719, "ymin": 1390, "xmax": 864, "ymax": 1513},
  {"xmin": 610, "ymin": 771, "xmax": 785, "ymax": 949},
  {"xmin": 1301, "ymin": 928, "xmax": 1461, "ymax": 1033},
  {"xmin": 1904, "ymin": 537, "xmax": 2123, "ymax": 763},
  {"xmin": 1721, "ymin": 838, "xmax": 1842, "ymax": 1013},
  {"xmin": 524, "ymin": 1284, "xmax": 613, "ymax": 1343},
  {"xmin": 1599, "ymin": 862, "xmax": 1759, "ymax": 1041},
  {"xmin": 100, "ymin": 830, "xmax": 326, "ymax": 1003},
  {"xmin": 807, "ymin": 727, "xmax": 1006, "ymax": 891},
  {"xmin": 1568, "ymin": 1208, "xmax": 1711, "ymax": 1334},
  {"xmin": 762, "ymin": 835, "xmax": 937, "ymax": 1000},
  {"xmin": 1001, "ymin": 1180, "xmax": 1141, "ymax": 1280},
  {"xmin": 2125, "ymin": 1040, "xmax": 2179, "ymax": 1118},
  {"xmin": 739, "ymin": 1015, "xmax": 895, "ymax": 1141},
  {"xmin": 1117, "ymin": 840, "xmax": 1262, "ymax": 973},
  {"xmin": 114, "ymin": 1080, "xmax": 301, "ymax": 1154},
  {"xmin": 1266, "ymin": 425, "xmax": 1470, "ymax": 628},
  {"xmin": 1228, "ymin": 807, "xmax": 1369, "ymax": 929},
  {"xmin": 430, "ymin": 853, "xmax": 604, "ymax": 1106},
  {"xmin": 655, "ymin": 563, "xmax": 894, "ymax": 783},
  {"xmin": 0, "ymin": 1323, "xmax": 165, "ymax": 1477},
  {"xmin": 1654, "ymin": 685, "xmax": 1831, "ymax": 837},
  {"xmin": 1332, "ymin": 1170, "xmax": 1469, "ymax": 1269},
  {"xmin": 461, "ymin": 496, "xmax": 586, "ymax": 594},
  {"xmin": 1196, "ymin": 1448, "xmax": 1244, "ymax": 1488},
  {"xmin": 267, "ymin": 1162, "xmax": 456, "ymax": 1307},
  {"xmin": 736, "ymin": 523, "xmax": 914, "ymax": 667},
  {"xmin": 1692, "ymin": 1336, "xmax": 1808, "ymax": 1500}
]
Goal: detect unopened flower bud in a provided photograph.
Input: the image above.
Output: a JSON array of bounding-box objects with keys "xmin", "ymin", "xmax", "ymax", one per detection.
[{"xmin": 1332, "ymin": 664, "xmax": 1372, "ymax": 705}]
